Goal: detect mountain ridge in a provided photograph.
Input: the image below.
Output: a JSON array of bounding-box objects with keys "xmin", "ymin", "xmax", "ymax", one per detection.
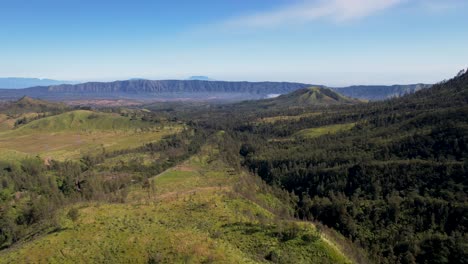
[{"xmin": 0, "ymin": 79, "xmax": 432, "ymax": 102}]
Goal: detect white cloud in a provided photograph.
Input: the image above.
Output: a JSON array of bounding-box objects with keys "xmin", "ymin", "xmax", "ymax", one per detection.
[{"xmin": 224, "ymin": 0, "xmax": 404, "ymax": 28}]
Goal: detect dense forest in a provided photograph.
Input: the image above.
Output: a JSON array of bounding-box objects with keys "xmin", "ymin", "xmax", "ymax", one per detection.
[{"xmin": 245, "ymin": 72, "xmax": 468, "ymax": 263}]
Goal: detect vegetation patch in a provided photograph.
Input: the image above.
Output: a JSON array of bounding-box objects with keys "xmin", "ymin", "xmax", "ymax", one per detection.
[
  {"xmin": 0, "ymin": 110, "xmax": 182, "ymax": 160},
  {"xmin": 0, "ymin": 136, "xmax": 352, "ymax": 264},
  {"xmin": 294, "ymin": 123, "xmax": 356, "ymax": 139}
]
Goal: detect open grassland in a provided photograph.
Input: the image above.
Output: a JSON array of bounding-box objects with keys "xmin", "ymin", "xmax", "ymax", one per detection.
[
  {"xmin": 0, "ymin": 114, "xmax": 11, "ymax": 131},
  {"xmin": 9, "ymin": 110, "xmax": 154, "ymax": 133},
  {"xmin": 295, "ymin": 123, "xmax": 356, "ymax": 139},
  {"xmin": 0, "ymin": 137, "xmax": 352, "ymax": 264},
  {"xmin": 0, "ymin": 112, "xmax": 41, "ymax": 132},
  {"xmin": 0, "ymin": 110, "xmax": 182, "ymax": 161}
]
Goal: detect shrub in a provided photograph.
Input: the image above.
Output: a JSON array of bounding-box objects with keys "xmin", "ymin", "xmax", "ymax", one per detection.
[{"xmin": 67, "ymin": 208, "xmax": 79, "ymax": 222}]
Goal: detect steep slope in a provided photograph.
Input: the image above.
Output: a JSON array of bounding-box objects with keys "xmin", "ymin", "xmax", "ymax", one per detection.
[
  {"xmin": 0, "ymin": 135, "xmax": 357, "ymax": 264},
  {"xmin": 232, "ymin": 70, "xmax": 468, "ymax": 263}
]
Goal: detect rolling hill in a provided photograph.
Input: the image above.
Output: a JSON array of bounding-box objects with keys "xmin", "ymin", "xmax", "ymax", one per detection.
[
  {"xmin": 0, "ymin": 109, "xmax": 181, "ymax": 161},
  {"xmin": 0, "ymin": 96, "xmax": 68, "ymax": 115},
  {"xmin": 0, "ymin": 96, "xmax": 69, "ymax": 132},
  {"xmin": 0, "ymin": 132, "xmax": 360, "ymax": 263}
]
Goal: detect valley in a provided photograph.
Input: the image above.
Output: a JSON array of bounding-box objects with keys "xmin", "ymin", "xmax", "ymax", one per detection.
[
  {"xmin": 2, "ymin": 1, "xmax": 466, "ymax": 263},
  {"xmin": 0, "ymin": 72, "xmax": 466, "ymax": 264}
]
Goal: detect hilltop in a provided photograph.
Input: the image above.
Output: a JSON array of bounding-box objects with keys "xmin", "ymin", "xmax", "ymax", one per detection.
[
  {"xmin": 0, "ymin": 96, "xmax": 69, "ymax": 132},
  {"xmin": 272, "ymin": 87, "xmax": 361, "ymax": 106},
  {"xmin": 236, "ymin": 86, "xmax": 361, "ymax": 111},
  {"xmin": 0, "ymin": 96, "xmax": 67, "ymax": 114}
]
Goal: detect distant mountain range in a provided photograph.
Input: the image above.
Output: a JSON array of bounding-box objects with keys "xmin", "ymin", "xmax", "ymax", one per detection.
[
  {"xmin": 0, "ymin": 77, "xmax": 75, "ymax": 89},
  {"xmin": 0, "ymin": 78, "xmax": 432, "ymax": 102}
]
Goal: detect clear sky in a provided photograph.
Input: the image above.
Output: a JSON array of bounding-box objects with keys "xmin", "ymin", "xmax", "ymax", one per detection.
[{"xmin": 1, "ymin": 0, "xmax": 467, "ymax": 86}]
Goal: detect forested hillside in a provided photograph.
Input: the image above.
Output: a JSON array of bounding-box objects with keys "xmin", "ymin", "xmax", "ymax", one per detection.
[
  {"xmin": 171, "ymin": 71, "xmax": 468, "ymax": 263},
  {"xmin": 334, "ymin": 83, "xmax": 432, "ymax": 100},
  {"xmin": 240, "ymin": 72, "xmax": 468, "ymax": 263}
]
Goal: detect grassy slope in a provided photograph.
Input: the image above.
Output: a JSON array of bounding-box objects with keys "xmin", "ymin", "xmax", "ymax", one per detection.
[
  {"xmin": 295, "ymin": 123, "xmax": 356, "ymax": 139},
  {"xmin": 0, "ymin": 136, "xmax": 352, "ymax": 264},
  {"xmin": 0, "ymin": 112, "xmax": 43, "ymax": 132},
  {"xmin": 0, "ymin": 96, "xmax": 67, "ymax": 114},
  {"xmin": 0, "ymin": 110, "xmax": 182, "ymax": 161},
  {"xmin": 256, "ymin": 112, "xmax": 322, "ymax": 124}
]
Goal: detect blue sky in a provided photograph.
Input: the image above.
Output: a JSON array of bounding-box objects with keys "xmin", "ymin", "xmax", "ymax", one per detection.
[{"xmin": 1, "ymin": 0, "xmax": 467, "ymax": 86}]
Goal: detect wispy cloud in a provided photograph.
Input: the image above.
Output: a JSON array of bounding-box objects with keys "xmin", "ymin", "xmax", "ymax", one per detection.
[
  {"xmin": 417, "ymin": 0, "xmax": 466, "ymax": 13},
  {"xmin": 224, "ymin": 0, "xmax": 404, "ymax": 28}
]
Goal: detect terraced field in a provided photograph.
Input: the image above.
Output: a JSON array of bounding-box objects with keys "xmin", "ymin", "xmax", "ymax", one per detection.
[{"xmin": 0, "ymin": 137, "xmax": 352, "ymax": 264}]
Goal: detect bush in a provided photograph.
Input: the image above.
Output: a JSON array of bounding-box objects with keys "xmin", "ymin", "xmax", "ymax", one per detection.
[
  {"xmin": 276, "ymin": 222, "xmax": 301, "ymax": 242},
  {"xmin": 302, "ymin": 232, "xmax": 320, "ymax": 243},
  {"xmin": 67, "ymin": 208, "xmax": 79, "ymax": 222}
]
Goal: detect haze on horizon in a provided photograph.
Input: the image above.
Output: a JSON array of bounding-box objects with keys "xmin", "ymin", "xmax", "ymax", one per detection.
[{"xmin": 1, "ymin": 0, "xmax": 467, "ymax": 86}]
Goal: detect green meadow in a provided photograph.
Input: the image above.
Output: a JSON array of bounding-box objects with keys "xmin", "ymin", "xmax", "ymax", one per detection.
[{"xmin": 0, "ymin": 110, "xmax": 182, "ymax": 161}]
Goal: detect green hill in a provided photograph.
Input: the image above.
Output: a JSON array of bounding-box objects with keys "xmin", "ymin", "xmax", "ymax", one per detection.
[
  {"xmin": 0, "ymin": 110, "xmax": 181, "ymax": 160},
  {"xmin": 0, "ymin": 135, "xmax": 356, "ymax": 264},
  {"xmin": 236, "ymin": 87, "xmax": 361, "ymax": 111},
  {"xmin": 0, "ymin": 96, "xmax": 68, "ymax": 115},
  {"xmin": 12, "ymin": 110, "xmax": 152, "ymax": 133},
  {"xmin": 273, "ymin": 87, "xmax": 361, "ymax": 106},
  {"xmin": 0, "ymin": 97, "xmax": 69, "ymax": 132}
]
